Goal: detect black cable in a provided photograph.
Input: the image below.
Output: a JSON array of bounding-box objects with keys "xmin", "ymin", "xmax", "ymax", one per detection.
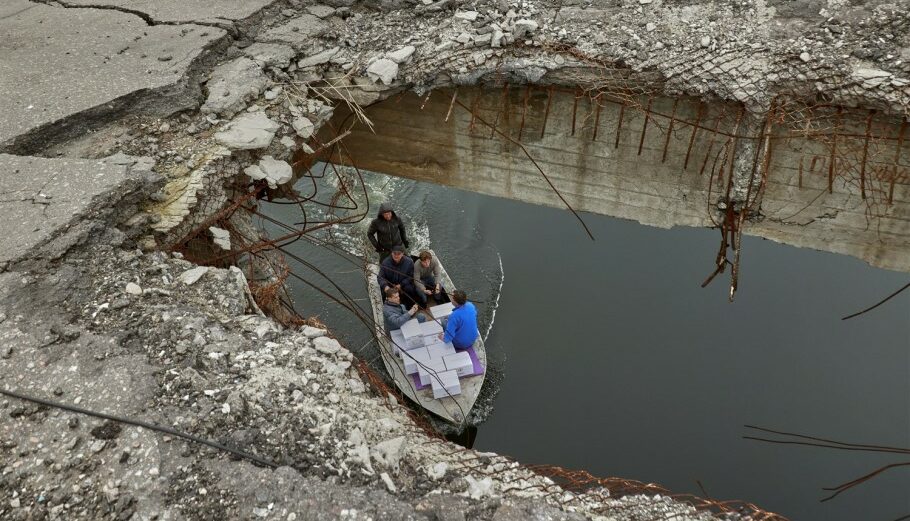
[{"xmin": 0, "ymin": 387, "xmax": 279, "ymax": 469}]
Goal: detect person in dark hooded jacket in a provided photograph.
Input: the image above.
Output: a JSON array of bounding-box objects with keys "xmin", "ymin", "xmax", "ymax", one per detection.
[{"xmin": 367, "ymin": 202, "xmax": 409, "ymax": 261}]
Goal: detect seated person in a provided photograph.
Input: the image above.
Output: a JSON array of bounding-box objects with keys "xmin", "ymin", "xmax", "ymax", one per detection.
[
  {"xmin": 382, "ymin": 287, "xmax": 425, "ymax": 332},
  {"xmin": 414, "ymin": 250, "xmax": 449, "ymax": 306},
  {"xmin": 437, "ymin": 289, "xmax": 479, "ymax": 350},
  {"xmin": 378, "ymin": 245, "xmax": 421, "ymax": 308}
]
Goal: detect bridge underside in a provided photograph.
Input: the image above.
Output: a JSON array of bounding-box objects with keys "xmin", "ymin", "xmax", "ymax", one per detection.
[{"xmin": 317, "ymin": 86, "xmax": 910, "ymax": 273}]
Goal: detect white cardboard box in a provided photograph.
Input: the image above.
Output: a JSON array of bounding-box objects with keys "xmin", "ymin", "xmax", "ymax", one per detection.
[
  {"xmin": 402, "ymin": 346, "xmax": 430, "ymax": 375},
  {"xmin": 426, "ymin": 341, "xmax": 456, "ymax": 359},
  {"xmin": 390, "ymin": 329, "xmax": 406, "ymax": 356},
  {"xmin": 429, "ymin": 302, "xmax": 455, "ymax": 319},
  {"xmin": 417, "ymin": 358, "xmax": 447, "ymax": 387},
  {"xmin": 419, "ymin": 319, "xmax": 443, "ymax": 336},
  {"xmin": 443, "ymin": 351, "xmax": 473, "ymax": 377},
  {"xmin": 399, "ymin": 318, "xmax": 424, "ymax": 349},
  {"xmin": 431, "ymin": 369, "xmax": 462, "ymax": 399}
]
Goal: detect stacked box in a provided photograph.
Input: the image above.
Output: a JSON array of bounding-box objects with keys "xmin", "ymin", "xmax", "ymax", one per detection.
[
  {"xmin": 431, "ymin": 369, "xmax": 462, "ymax": 399},
  {"xmin": 390, "ymin": 329, "xmax": 406, "ymax": 357},
  {"xmin": 402, "ymin": 346, "xmax": 430, "ymax": 374},
  {"xmin": 417, "ymin": 358, "xmax": 447, "ymax": 387},
  {"xmin": 443, "ymin": 351, "xmax": 473, "ymax": 377},
  {"xmin": 429, "ymin": 302, "xmax": 455, "ymax": 319},
  {"xmin": 419, "ymin": 319, "xmax": 444, "ymax": 346},
  {"xmin": 399, "ymin": 318, "xmax": 424, "ymax": 349},
  {"xmin": 425, "ymin": 340, "xmax": 456, "ymax": 359}
]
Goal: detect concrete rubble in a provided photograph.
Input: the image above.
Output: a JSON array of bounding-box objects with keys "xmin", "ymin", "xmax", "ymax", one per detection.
[{"xmin": 1, "ymin": 0, "xmax": 907, "ymax": 518}]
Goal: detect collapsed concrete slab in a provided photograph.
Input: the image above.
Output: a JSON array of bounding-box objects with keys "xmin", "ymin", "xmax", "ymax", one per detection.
[{"xmin": 0, "ymin": 0, "xmax": 227, "ymax": 152}]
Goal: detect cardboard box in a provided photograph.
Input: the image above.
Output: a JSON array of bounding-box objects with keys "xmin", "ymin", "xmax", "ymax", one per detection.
[
  {"xmin": 429, "ymin": 302, "xmax": 455, "ymax": 319},
  {"xmin": 419, "ymin": 319, "xmax": 443, "ymax": 336},
  {"xmin": 417, "ymin": 358, "xmax": 447, "ymax": 387},
  {"xmin": 402, "ymin": 346, "xmax": 430, "ymax": 375},
  {"xmin": 390, "ymin": 329, "xmax": 406, "ymax": 357},
  {"xmin": 426, "ymin": 341, "xmax": 456, "ymax": 358},
  {"xmin": 399, "ymin": 318, "xmax": 424, "ymax": 349},
  {"xmin": 443, "ymin": 351, "xmax": 473, "ymax": 377},
  {"xmin": 431, "ymin": 369, "xmax": 462, "ymax": 399}
]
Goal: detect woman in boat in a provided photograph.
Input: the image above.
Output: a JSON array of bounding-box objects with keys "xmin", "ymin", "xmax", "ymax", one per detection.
[
  {"xmin": 439, "ymin": 290, "xmax": 478, "ymax": 350},
  {"xmin": 382, "ymin": 287, "xmax": 425, "ymax": 331}
]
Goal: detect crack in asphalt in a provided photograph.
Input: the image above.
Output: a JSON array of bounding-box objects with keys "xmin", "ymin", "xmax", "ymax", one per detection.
[{"xmin": 28, "ymin": 0, "xmax": 238, "ymax": 35}]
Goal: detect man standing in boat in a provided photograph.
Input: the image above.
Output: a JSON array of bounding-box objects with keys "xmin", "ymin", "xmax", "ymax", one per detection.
[
  {"xmin": 438, "ymin": 290, "xmax": 479, "ymax": 350},
  {"xmin": 382, "ymin": 287, "xmax": 425, "ymax": 331},
  {"xmin": 414, "ymin": 250, "xmax": 449, "ymax": 307},
  {"xmin": 367, "ymin": 202, "xmax": 409, "ymax": 262},
  {"xmin": 378, "ymin": 245, "xmax": 422, "ymax": 307}
]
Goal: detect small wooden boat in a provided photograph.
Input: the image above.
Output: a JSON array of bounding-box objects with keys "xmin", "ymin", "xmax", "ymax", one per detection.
[{"xmin": 366, "ymin": 249, "xmax": 486, "ymax": 425}]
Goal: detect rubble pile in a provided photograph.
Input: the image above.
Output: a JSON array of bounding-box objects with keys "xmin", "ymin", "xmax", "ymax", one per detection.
[{"xmin": 1, "ymin": 240, "xmax": 720, "ymax": 520}]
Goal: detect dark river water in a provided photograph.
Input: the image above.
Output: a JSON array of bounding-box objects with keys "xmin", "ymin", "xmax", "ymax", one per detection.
[{"xmin": 260, "ymin": 168, "xmax": 910, "ymax": 521}]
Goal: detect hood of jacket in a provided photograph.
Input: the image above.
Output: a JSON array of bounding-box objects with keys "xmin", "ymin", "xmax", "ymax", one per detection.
[{"xmin": 377, "ymin": 202, "xmax": 397, "ymax": 219}]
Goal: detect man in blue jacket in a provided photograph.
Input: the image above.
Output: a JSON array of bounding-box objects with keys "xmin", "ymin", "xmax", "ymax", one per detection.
[
  {"xmin": 378, "ymin": 245, "xmax": 421, "ymax": 307},
  {"xmin": 438, "ymin": 290, "xmax": 479, "ymax": 350}
]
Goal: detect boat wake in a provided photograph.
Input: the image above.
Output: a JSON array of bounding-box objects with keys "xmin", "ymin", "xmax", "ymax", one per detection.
[{"xmin": 483, "ymin": 252, "xmax": 503, "ymax": 343}]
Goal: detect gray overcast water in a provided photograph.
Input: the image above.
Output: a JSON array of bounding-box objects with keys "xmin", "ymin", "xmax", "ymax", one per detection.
[{"xmin": 261, "ymin": 170, "xmax": 910, "ymax": 521}]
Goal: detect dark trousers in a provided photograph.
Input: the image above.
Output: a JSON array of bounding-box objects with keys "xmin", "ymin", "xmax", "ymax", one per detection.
[
  {"xmin": 382, "ymin": 282, "xmax": 422, "ymax": 310},
  {"xmin": 417, "ymin": 276, "xmax": 449, "ymax": 307}
]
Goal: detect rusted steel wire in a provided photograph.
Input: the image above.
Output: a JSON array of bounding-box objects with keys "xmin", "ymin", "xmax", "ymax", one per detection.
[{"xmin": 450, "ymin": 93, "xmax": 595, "ymax": 241}]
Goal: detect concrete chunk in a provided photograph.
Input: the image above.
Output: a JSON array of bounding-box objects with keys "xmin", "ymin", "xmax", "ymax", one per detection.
[
  {"xmin": 256, "ymin": 14, "xmax": 326, "ymax": 47},
  {"xmin": 201, "ymin": 57, "xmax": 269, "ymax": 117},
  {"xmin": 214, "ymin": 112, "xmax": 279, "ymax": 150},
  {"xmin": 386, "ymin": 46, "xmax": 416, "ymax": 64},
  {"xmin": 241, "ymin": 43, "xmax": 297, "ymax": 68},
  {"xmin": 298, "ymin": 47, "xmax": 340, "ymax": 68},
  {"xmin": 243, "ymin": 156, "xmax": 293, "ymax": 189},
  {"xmin": 366, "ymin": 58, "xmax": 399, "ymax": 85}
]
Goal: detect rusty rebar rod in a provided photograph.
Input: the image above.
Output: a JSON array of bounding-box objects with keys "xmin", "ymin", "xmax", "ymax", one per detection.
[
  {"xmin": 828, "ymin": 106, "xmax": 842, "ymax": 193},
  {"xmin": 859, "ymin": 109, "xmax": 875, "ymax": 200},
  {"xmin": 539, "ymin": 86, "xmax": 554, "ymax": 139},
  {"xmin": 570, "ymin": 89, "xmax": 580, "ymax": 136},
  {"xmin": 614, "ymin": 102, "xmax": 625, "ymax": 149},
  {"xmin": 684, "ymin": 102, "xmax": 705, "ymax": 170},
  {"xmin": 662, "ymin": 99, "xmax": 679, "ymax": 163},
  {"xmin": 490, "ymin": 83, "xmax": 509, "ymax": 139},
  {"xmin": 637, "ymin": 97, "xmax": 654, "ymax": 156},
  {"xmin": 518, "ymin": 85, "xmax": 530, "ymax": 141},
  {"xmin": 592, "ymin": 97, "xmax": 602, "ymax": 142}
]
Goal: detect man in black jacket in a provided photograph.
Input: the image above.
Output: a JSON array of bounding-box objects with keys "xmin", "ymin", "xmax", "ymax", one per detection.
[
  {"xmin": 378, "ymin": 245, "xmax": 421, "ymax": 308},
  {"xmin": 367, "ymin": 202, "xmax": 409, "ymax": 261}
]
